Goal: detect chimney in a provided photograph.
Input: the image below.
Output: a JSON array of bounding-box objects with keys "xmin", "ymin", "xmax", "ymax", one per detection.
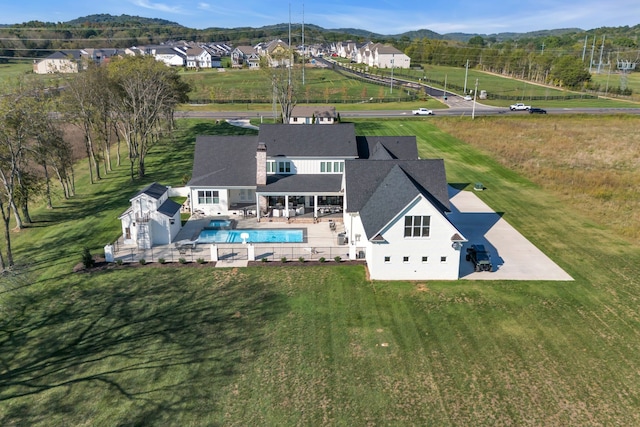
[{"xmin": 256, "ymin": 142, "xmax": 267, "ymax": 185}]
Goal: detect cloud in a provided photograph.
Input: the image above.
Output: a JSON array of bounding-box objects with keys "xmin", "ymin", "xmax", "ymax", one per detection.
[{"xmin": 131, "ymin": 0, "xmax": 185, "ymax": 14}]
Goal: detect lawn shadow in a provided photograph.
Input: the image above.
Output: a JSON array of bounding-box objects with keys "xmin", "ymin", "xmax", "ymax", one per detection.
[{"xmin": 0, "ymin": 268, "xmax": 288, "ymax": 425}]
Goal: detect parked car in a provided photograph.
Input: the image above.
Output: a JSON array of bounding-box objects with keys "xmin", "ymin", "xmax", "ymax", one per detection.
[
  {"xmin": 466, "ymin": 244, "xmax": 492, "ymax": 272},
  {"xmin": 529, "ymin": 107, "xmax": 547, "ymax": 114},
  {"xmin": 463, "ymin": 95, "xmax": 473, "ymax": 101}
]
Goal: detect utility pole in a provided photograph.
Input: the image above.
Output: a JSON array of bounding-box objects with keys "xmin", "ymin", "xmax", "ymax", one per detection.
[
  {"xmin": 302, "ymin": 3, "xmax": 305, "ymax": 86},
  {"xmin": 589, "ymin": 35, "xmax": 596, "ymax": 73},
  {"xmin": 463, "ymin": 59, "xmax": 469, "ymax": 94}
]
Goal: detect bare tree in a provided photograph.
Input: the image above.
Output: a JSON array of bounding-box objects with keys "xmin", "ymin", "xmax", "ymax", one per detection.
[{"xmin": 261, "ymin": 48, "xmax": 298, "ymax": 123}]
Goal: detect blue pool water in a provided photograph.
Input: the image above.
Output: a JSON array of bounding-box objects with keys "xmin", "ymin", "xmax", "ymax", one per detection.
[
  {"xmin": 197, "ymin": 228, "xmax": 304, "ymax": 243},
  {"xmin": 208, "ymin": 219, "xmax": 232, "ymax": 228}
]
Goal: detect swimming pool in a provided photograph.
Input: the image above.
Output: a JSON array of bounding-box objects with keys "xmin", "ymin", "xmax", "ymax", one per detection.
[
  {"xmin": 207, "ymin": 219, "xmax": 233, "ymax": 229},
  {"xmin": 197, "ymin": 228, "xmax": 304, "ymax": 244}
]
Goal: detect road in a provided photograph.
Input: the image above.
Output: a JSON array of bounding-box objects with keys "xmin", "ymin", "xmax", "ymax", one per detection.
[{"xmin": 175, "ymin": 100, "xmax": 640, "ymax": 121}]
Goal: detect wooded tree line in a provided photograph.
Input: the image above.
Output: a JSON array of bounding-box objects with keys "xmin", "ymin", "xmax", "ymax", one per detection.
[
  {"xmin": 403, "ymin": 34, "xmax": 637, "ymax": 90},
  {"xmin": 0, "ymin": 55, "xmax": 190, "ymax": 269}
]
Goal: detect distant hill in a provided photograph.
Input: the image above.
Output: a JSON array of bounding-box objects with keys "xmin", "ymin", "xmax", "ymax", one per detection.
[{"xmin": 65, "ymin": 13, "xmax": 183, "ymax": 27}]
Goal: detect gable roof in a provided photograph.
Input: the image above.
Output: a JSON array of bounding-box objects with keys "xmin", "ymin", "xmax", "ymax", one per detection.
[
  {"xmin": 345, "ymin": 159, "xmax": 450, "ymax": 214},
  {"xmin": 291, "ymin": 105, "xmax": 337, "ymax": 119},
  {"xmin": 358, "ymin": 165, "xmax": 423, "ymax": 240},
  {"xmin": 257, "ymin": 123, "xmax": 358, "ymax": 157},
  {"xmin": 132, "ymin": 182, "xmax": 168, "ymax": 201},
  {"xmin": 345, "ymin": 160, "xmax": 451, "ymax": 241},
  {"xmin": 356, "ymin": 136, "xmax": 419, "ymax": 160}
]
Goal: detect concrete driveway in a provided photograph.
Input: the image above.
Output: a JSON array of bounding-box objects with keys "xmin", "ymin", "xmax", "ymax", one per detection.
[{"xmin": 448, "ymin": 187, "xmax": 573, "ymax": 281}]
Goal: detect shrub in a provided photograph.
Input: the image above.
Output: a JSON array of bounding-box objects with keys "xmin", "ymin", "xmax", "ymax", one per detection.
[
  {"xmin": 115, "ymin": 259, "xmax": 123, "ymax": 266},
  {"xmin": 261, "ymin": 257, "xmax": 269, "ymax": 263},
  {"xmin": 139, "ymin": 258, "xmax": 146, "ymax": 265},
  {"xmin": 319, "ymin": 257, "xmax": 326, "ymax": 263},
  {"xmin": 334, "ymin": 256, "xmax": 342, "ymax": 262},
  {"xmin": 280, "ymin": 257, "xmax": 287, "ymax": 263},
  {"xmin": 196, "ymin": 258, "xmax": 206, "ymax": 264},
  {"xmin": 179, "ymin": 258, "xmax": 187, "ymax": 264},
  {"xmin": 158, "ymin": 258, "xmax": 166, "ymax": 264},
  {"xmin": 81, "ymin": 247, "xmax": 95, "ymax": 268},
  {"xmin": 298, "ymin": 257, "xmax": 305, "ymax": 262}
]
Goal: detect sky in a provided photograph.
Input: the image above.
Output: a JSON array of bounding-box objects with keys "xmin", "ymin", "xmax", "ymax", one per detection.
[{"xmin": 3, "ymin": 0, "xmax": 640, "ymax": 35}]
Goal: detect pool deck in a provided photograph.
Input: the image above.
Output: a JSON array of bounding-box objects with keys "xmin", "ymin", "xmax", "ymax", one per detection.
[{"xmin": 113, "ymin": 215, "xmax": 352, "ymax": 266}]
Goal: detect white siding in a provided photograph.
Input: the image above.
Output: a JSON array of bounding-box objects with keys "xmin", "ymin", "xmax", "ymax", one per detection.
[{"xmin": 364, "ymin": 197, "xmax": 462, "ymax": 280}]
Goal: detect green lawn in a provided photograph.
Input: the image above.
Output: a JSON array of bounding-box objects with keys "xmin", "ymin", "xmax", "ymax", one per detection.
[{"xmin": 1, "ymin": 118, "xmax": 639, "ymax": 425}]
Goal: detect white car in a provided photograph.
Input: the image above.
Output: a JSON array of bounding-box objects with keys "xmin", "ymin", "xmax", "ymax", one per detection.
[
  {"xmin": 412, "ymin": 108, "xmax": 434, "ymax": 115},
  {"xmin": 463, "ymin": 95, "xmax": 473, "ymax": 101}
]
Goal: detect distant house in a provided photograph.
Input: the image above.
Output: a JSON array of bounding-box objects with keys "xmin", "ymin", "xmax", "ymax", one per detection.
[
  {"xmin": 33, "ymin": 50, "xmax": 81, "ymax": 74},
  {"xmin": 256, "ymin": 39, "xmax": 291, "ymax": 68},
  {"xmin": 154, "ymin": 46, "xmax": 186, "ymax": 67},
  {"xmin": 118, "ymin": 182, "xmax": 182, "ymax": 249},
  {"xmin": 289, "ymin": 105, "xmax": 338, "ymax": 124},
  {"xmin": 186, "ymin": 46, "xmax": 212, "ymax": 69},
  {"xmin": 231, "ymin": 46, "xmax": 261, "ymax": 69},
  {"xmin": 357, "ymin": 42, "xmax": 411, "ymax": 69}
]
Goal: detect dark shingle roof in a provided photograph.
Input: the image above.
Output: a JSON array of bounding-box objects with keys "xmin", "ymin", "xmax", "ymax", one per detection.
[
  {"xmin": 258, "ymin": 174, "xmax": 342, "ymax": 193},
  {"xmin": 345, "ymin": 159, "xmax": 450, "ymax": 214},
  {"xmin": 188, "ymin": 135, "xmax": 259, "ymax": 187},
  {"xmin": 133, "ymin": 182, "xmax": 168, "ymax": 200},
  {"xmin": 258, "ymin": 123, "xmax": 358, "ymax": 157},
  {"xmin": 358, "ymin": 165, "xmax": 422, "ymax": 240},
  {"xmin": 157, "ymin": 199, "xmax": 181, "ymax": 217},
  {"xmin": 356, "ymin": 136, "xmax": 419, "ymax": 160}
]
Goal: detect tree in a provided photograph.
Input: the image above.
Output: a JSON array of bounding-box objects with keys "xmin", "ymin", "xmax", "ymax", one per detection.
[
  {"xmin": 550, "ymin": 55, "xmax": 591, "ymax": 88},
  {"xmin": 108, "ymin": 56, "xmax": 190, "ymax": 179},
  {"xmin": 261, "ymin": 48, "xmax": 297, "ymax": 124}
]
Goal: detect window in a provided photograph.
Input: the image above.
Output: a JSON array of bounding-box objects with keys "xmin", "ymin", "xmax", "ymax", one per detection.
[
  {"xmin": 197, "ymin": 190, "xmax": 219, "ymax": 204},
  {"xmin": 384, "ymin": 256, "xmax": 391, "ymax": 263},
  {"xmin": 333, "ymin": 161, "xmax": 344, "ymax": 172},
  {"xmin": 440, "ymin": 256, "xmax": 447, "ymax": 263},
  {"xmin": 404, "ymin": 216, "xmax": 431, "ymax": 238},
  {"xmin": 266, "ymin": 161, "xmax": 276, "ymax": 173},
  {"xmin": 421, "ymin": 256, "xmax": 428, "ymax": 263},
  {"xmin": 403, "ymin": 256, "xmax": 409, "ymax": 263},
  {"xmin": 320, "ymin": 161, "xmax": 330, "ymax": 173},
  {"xmin": 278, "ymin": 161, "xmax": 291, "ymax": 173}
]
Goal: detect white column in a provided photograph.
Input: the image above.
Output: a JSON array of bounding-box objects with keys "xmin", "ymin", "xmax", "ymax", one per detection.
[
  {"xmin": 314, "ymin": 195, "xmax": 318, "ymax": 219},
  {"xmin": 247, "ymin": 244, "xmax": 255, "ymax": 261},
  {"xmin": 210, "ymin": 244, "xmax": 218, "ymax": 262},
  {"xmin": 285, "ymin": 195, "xmax": 289, "ymax": 217}
]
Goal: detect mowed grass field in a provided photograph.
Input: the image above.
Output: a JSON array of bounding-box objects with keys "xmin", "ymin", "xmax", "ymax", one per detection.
[{"xmin": 1, "ymin": 117, "xmax": 640, "ymax": 425}]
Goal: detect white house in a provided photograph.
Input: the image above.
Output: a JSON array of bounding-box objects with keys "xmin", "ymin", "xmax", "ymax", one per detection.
[
  {"xmin": 289, "ymin": 105, "xmax": 337, "ymax": 124},
  {"xmin": 33, "ymin": 51, "xmax": 81, "ymax": 74},
  {"xmin": 153, "ymin": 46, "xmax": 186, "ymax": 67},
  {"xmin": 187, "ymin": 124, "xmax": 466, "ymax": 280},
  {"xmin": 186, "ymin": 46, "xmax": 212, "ymax": 69},
  {"xmin": 118, "ymin": 182, "xmax": 182, "ymax": 249},
  {"xmin": 357, "ymin": 43, "xmax": 411, "ymax": 69}
]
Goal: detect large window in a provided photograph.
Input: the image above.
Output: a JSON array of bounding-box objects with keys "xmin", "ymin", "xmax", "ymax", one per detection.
[
  {"xmin": 320, "ymin": 161, "xmax": 343, "ymax": 173},
  {"xmin": 266, "ymin": 161, "xmax": 276, "ymax": 173},
  {"xmin": 198, "ymin": 190, "xmax": 219, "ymax": 204},
  {"xmin": 404, "ymin": 215, "xmax": 431, "ymax": 238}
]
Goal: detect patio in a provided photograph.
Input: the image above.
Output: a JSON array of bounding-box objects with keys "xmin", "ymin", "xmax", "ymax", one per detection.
[{"xmin": 111, "ymin": 214, "xmax": 355, "ymax": 266}]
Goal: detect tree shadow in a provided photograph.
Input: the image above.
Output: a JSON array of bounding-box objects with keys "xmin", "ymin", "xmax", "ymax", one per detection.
[{"xmin": 0, "ymin": 268, "xmax": 288, "ymax": 425}]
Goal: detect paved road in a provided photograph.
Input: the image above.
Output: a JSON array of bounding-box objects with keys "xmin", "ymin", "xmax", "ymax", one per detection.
[{"xmin": 175, "ymin": 103, "xmax": 640, "ymax": 120}]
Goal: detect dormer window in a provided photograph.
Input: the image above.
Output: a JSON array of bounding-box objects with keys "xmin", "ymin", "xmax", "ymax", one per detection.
[{"xmin": 278, "ymin": 161, "xmax": 291, "ymax": 174}]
